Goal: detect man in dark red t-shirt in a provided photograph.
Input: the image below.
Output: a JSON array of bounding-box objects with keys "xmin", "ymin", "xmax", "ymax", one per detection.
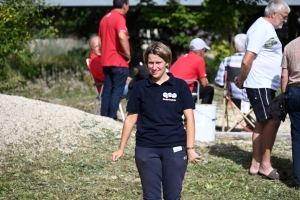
[
  {"xmin": 170, "ymin": 38, "xmax": 214, "ymax": 104},
  {"xmin": 98, "ymin": 0, "xmax": 130, "ymax": 120}
]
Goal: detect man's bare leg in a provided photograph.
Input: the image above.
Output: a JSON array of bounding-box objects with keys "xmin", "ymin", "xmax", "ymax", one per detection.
[
  {"xmin": 249, "ymin": 121, "xmax": 263, "ymax": 174},
  {"xmin": 258, "ymin": 119, "xmax": 281, "ymax": 176}
]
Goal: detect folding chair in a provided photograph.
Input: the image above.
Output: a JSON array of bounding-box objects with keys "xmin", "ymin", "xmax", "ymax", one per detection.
[
  {"xmin": 86, "ymin": 59, "xmax": 125, "ymax": 122},
  {"xmin": 185, "ymin": 79, "xmax": 200, "ymax": 104},
  {"xmin": 221, "ymin": 66, "xmax": 255, "ymax": 132}
]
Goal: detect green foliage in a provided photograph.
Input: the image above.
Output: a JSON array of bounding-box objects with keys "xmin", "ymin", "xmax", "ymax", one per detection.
[
  {"xmin": 195, "ymin": 0, "xmax": 269, "ymax": 82},
  {"xmin": 3, "ymin": 37, "xmax": 90, "ymax": 93},
  {"xmin": 133, "ymin": 0, "xmax": 269, "ymax": 79},
  {"xmin": 26, "ymin": 47, "xmax": 89, "ymax": 81},
  {"xmin": 205, "ymin": 39, "xmax": 233, "ymax": 82},
  {"xmin": 134, "ymin": 0, "xmax": 268, "ymax": 49},
  {"xmin": 200, "ymin": 0, "xmax": 261, "ymax": 38},
  {"xmin": 150, "ymin": 0, "xmax": 201, "ymax": 48},
  {"xmin": 210, "ymin": 39, "xmax": 233, "ymax": 60},
  {"xmin": 54, "ymin": 7, "xmax": 109, "ymax": 38},
  {"xmin": 204, "ymin": 57, "xmax": 218, "ymax": 83},
  {"xmin": 0, "ymin": 0, "xmax": 58, "ymax": 60},
  {"xmin": 135, "ymin": 0, "xmax": 202, "ymax": 50},
  {"xmin": 0, "ymin": 65, "xmax": 26, "ymax": 92},
  {"xmin": 0, "ymin": 0, "xmax": 58, "ymax": 91}
]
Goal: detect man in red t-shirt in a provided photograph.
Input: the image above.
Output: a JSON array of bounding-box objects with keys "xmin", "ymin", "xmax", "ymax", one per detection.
[
  {"xmin": 98, "ymin": 0, "xmax": 130, "ymax": 120},
  {"xmin": 88, "ymin": 36, "xmax": 104, "ymax": 94},
  {"xmin": 170, "ymin": 38, "xmax": 214, "ymax": 104}
]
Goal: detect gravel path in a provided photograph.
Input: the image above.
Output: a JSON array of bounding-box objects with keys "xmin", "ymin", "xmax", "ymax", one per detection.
[{"xmin": 0, "ymin": 94, "xmax": 123, "ymax": 157}]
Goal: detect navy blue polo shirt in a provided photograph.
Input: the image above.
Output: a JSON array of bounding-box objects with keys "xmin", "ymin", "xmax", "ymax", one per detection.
[{"xmin": 127, "ymin": 73, "xmax": 195, "ymax": 148}]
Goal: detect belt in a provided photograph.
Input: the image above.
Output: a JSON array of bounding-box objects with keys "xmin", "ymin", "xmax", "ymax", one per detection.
[{"xmin": 290, "ymin": 83, "xmax": 300, "ymax": 87}]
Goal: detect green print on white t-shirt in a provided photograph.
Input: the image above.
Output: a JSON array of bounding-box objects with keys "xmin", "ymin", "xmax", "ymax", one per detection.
[{"xmin": 264, "ymin": 37, "xmax": 282, "ymax": 51}]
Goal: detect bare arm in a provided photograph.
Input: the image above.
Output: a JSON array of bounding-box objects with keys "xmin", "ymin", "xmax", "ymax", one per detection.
[
  {"xmin": 111, "ymin": 113, "xmax": 138, "ymax": 161},
  {"xmin": 199, "ymin": 77, "xmax": 208, "ymax": 87},
  {"xmin": 236, "ymin": 51, "xmax": 256, "ymax": 89},
  {"xmin": 281, "ymin": 48, "xmax": 289, "ymax": 93},
  {"xmin": 281, "ymin": 68, "xmax": 288, "ymax": 93},
  {"xmin": 184, "ymin": 109, "xmax": 201, "ymax": 164},
  {"xmin": 118, "ymin": 31, "xmax": 131, "ymax": 63}
]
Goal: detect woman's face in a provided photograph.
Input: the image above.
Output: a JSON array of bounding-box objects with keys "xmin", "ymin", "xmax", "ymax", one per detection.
[{"xmin": 147, "ymin": 54, "xmax": 168, "ymax": 80}]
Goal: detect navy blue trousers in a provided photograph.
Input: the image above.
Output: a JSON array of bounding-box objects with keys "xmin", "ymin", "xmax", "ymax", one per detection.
[
  {"xmin": 135, "ymin": 146, "xmax": 187, "ymax": 200},
  {"xmin": 101, "ymin": 67, "xmax": 129, "ymax": 119},
  {"xmin": 286, "ymin": 86, "xmax": 300, "ymax": 187}
]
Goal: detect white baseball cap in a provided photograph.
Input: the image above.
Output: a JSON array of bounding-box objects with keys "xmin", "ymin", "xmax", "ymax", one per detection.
[{"xmin": 189, "ymin": 38, "xmax": 210, "ymax": 51}]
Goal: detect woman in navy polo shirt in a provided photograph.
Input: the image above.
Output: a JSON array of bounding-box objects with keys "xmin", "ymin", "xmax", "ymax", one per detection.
[{"xmin": 111, "ymin": 42, "xmax": 201, "ymax": 200}]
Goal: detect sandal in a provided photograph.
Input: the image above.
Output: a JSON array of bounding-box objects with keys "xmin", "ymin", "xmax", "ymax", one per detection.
[
  {"xmin": 260, "ymin": 169, "xmax": 288, "ymax": 181},
  {"xmin": 248, "ymin": 168, "xmax": 277, "ymax": 176}
]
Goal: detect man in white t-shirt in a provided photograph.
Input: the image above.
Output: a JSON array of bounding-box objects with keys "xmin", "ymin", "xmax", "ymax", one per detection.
[{"xmin": 235, "ymin": 0, "xmax": 290, "ymax": 180}]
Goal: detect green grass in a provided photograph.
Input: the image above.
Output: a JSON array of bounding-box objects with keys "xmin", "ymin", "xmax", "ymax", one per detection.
[
  {"xmin": 0, "ymin": 135, "xmax": 298, "ymax": 199},
  {"xmin": 1, "ymin": 80, "xmax": 299, "ymax": 199},
  {"xmin": 15, "ymin": 77, "xmax": 97, "ymax": 114}
]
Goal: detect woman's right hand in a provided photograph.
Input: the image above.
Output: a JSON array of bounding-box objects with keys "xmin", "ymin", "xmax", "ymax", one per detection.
[
  {"xmin": 111, "ymin": 149, "xmax": 124, "ymax": 162},
  {"xmin": 187, "ymin": 149, "xmax": 201, "ymax": 164}
]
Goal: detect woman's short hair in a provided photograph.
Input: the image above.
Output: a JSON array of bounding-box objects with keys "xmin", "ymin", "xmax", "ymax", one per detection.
[
  {"xmin": 143, "ymin": 42, "xmax": 172, "ymax": 69},
  {"xmin": 264, "ymin": 0, "xmax": 290, "ymax": 17}
]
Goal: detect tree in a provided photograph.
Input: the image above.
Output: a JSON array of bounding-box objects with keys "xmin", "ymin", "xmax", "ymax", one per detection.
[
  {"xmin": 54, "ymin": 7, "xmax": 109, "ymax": 38},
  {"xmin": 133, "ymin": 0, "xmax": 203, "ymax": 53},
  {"xmin": 132, "ymin": 0, "xmax": 268, "ymax": 80},
  {"xmin": 0, "ymin": 0, "xmax": 58, "ymax": 90},
  {"xmin": 200, "ymin": 0, "xmax": 268, "ymax": 44},
  {"xmin": 199, "ymin": 0, "xmax": 269, "ymax": 80}
]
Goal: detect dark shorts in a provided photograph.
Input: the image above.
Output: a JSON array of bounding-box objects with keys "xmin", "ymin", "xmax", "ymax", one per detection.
[{"xmin": 246, "ymin": 88, "xmax": 276, "ymax": 123}]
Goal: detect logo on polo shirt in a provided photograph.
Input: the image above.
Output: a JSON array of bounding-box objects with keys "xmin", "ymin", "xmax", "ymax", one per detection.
[{"xmin": 162, "ymin": 92, "xmax": 177, "ymax": 101}]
